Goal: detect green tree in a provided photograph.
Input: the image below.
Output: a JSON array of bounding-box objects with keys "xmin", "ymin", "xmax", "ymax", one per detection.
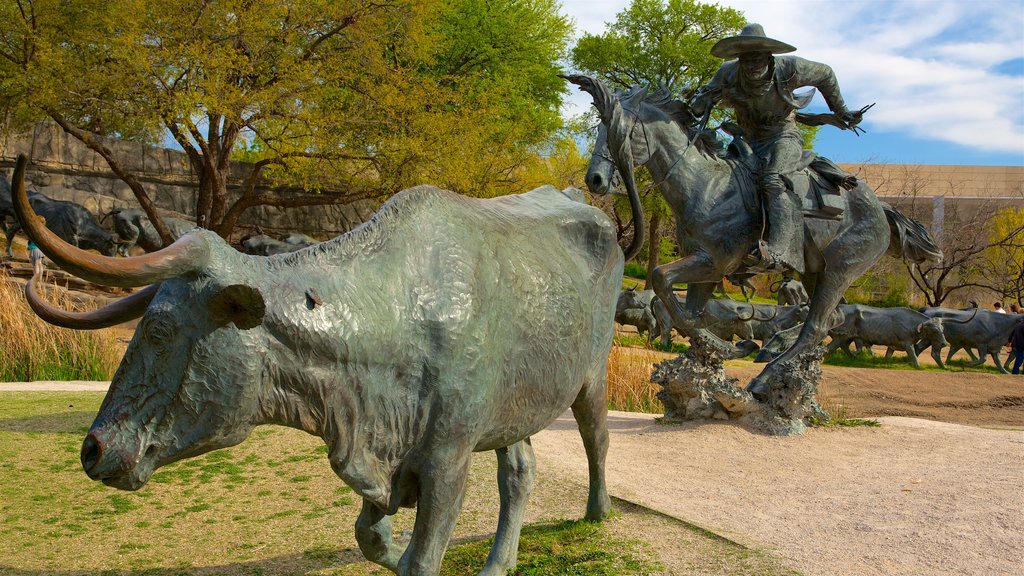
[
  {"xmin": 570, "ymin": 0, "xmax": 743, "ymax": 95},
  {"xmin": 569, "ymin": 0, "xmax": 743, "ymax": 264},
  {"xmin": 0, "ymin": 0, "xmax": 572, "ymax": 240}
]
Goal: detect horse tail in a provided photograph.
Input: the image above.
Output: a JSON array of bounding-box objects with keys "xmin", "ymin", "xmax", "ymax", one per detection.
[{"xmin": 881, "ymin": 202, "xmax": 943, "ymax": 265}]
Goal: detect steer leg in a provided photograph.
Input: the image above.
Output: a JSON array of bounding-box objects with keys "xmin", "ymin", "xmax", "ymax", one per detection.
[
  {"xmin": 930, "ymin": 343, "xmax": 946, "ymax": 369},
  {"xmin": 479, "ymin": 440, "xmax": 537, "ymax": 576},
  {"xmin": 901, "ymin": 340, "xmax": 922, "ymax": 369},
  {"xmin": 398, "ymin": 451, "xmax": 472, "ymax": 575},
  {"xmin": 944, "ymin": 346, "xmax": 956, "ymax": 365},
  {"xmin": 967, "ymin": 345, "xmax": 988, "ymax": 367},
  {"xmin": 355, "ymin": 498, "xmax": 404, "ymax": 572},
  {"xmin": 3, "ymin": 224, "xmax": 17, "ymax": 259},
  {"xmin": 571, "ymin": 377, "xmax": 611, "ymax": 521},
  {"xmin": 988, "ymin": 347, "xmax": 1009, "ymax": 374}
]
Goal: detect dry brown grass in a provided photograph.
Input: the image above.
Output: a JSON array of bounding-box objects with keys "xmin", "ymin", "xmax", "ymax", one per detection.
[
  {"xmin": 606, "ymin": 346, "xmax": 673, "ymax": 413},
  {"xmin": 0, "ymin": 270, "xmax": 121, "ymax": 381}
]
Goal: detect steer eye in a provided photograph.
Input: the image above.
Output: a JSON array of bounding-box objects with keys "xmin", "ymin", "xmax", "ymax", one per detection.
[{"xmin": 143, "ymin": 316, "xmax": 176, "ymax": 345}]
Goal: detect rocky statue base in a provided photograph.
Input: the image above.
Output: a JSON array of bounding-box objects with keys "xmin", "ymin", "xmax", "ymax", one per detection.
[{"xmin": 652, "ymin": 333, "xmax": 829, "ymax": 436}]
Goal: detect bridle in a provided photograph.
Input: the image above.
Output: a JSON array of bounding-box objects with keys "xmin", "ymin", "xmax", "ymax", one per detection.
[{"xmin": 601, "ymin": 103, "xmax": 693, "ymax": 196}]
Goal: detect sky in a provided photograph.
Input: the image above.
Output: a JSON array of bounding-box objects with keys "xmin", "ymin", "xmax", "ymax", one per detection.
[{"xmin": 558, "ymin": 0, "xmax": 1024, "ymax": 166}]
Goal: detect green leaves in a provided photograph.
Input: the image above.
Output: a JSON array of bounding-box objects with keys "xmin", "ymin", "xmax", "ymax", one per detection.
[
  {"xmin": 0, "ymin": 0, "xmax": 579, "ymax": 236},
  {"xmin": 570, "ymin": 0, "xmax": 745, "ymax": 97}
]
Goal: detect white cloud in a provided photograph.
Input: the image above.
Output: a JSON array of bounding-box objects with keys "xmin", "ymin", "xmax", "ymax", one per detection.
[{"xmin": 559, "ymin": 0, "xmax": 1024, "ymax": 157}]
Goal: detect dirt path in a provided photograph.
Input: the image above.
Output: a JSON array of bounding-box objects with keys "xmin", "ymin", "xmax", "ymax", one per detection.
[
  {"xmin": 533, "ymin": 413, "xmax": 1024, "ymax": 576},
  {"xmin": 728, "ymin": 362, "xmax": 1024, "ymax": 427}
]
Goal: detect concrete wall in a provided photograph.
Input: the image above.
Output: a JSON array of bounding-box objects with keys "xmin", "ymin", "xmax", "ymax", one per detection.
[
  {"xmin": 0, "ymin": 123, "xmax": 379, "ymax": 241},
  {"xmin": 2, "ymin": 123, "xmax": 1019, "ymax": 244}
]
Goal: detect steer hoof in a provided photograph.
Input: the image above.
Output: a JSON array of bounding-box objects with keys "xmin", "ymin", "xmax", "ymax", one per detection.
[
  {"xmin": 753, "ymin": 348, "xmax": 777, "ymax": 363},
  {"xmin": 735, "ymin": 340, "xmax": 760, "ymax": 359}
]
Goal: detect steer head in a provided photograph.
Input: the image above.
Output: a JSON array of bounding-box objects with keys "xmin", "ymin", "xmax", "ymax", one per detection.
[
  {"xmin": 917, "ymin": 317, "xmax": 948, "ymax": 349},
  {"xmin": 11, "ymin": 155, "xmax": 271, "ymax": 490}
]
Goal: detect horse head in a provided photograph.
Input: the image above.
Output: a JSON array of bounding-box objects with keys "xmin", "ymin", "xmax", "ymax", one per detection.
[{"xmin": 560, "ymin": 74, "xmax": 652, "ymax": 261}]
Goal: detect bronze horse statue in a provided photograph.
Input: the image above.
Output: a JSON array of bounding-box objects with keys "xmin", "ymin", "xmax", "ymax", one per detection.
[{"xmin": 564, "ymin": 74, "xmax": 941, "ymax": 395}]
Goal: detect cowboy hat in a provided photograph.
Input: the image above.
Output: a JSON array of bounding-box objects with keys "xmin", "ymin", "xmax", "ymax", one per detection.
[{"xmin": 711, "ymin": 23, "xmax": 796, "ymax": 59}]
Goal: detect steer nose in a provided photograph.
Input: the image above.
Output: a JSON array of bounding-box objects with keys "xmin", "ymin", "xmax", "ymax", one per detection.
[{"xmin": 81, "ymin": 433, "xmax": 103, "ymax": 478}]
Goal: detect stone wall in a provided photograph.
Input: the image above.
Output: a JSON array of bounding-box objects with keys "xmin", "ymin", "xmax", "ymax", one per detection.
[{"xmin": 0, "ymin": 123, "xmax": 378, "ymax": 241}]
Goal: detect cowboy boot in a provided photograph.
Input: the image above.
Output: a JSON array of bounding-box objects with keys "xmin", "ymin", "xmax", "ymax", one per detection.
[{"xmin": 746, "ymin": 185, "xmax": 805, "ymax": 274}]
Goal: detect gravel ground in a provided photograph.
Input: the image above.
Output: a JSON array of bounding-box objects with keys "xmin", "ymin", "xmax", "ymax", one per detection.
[{"xmin": 533, "ymin": 412, "xmax": 1023, "ymax": 576}]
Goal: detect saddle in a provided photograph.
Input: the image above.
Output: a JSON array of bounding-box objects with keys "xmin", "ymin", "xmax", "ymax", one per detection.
[{"xmin": 723, "ymin": 134, "xmax": 856, "ymax": 220}]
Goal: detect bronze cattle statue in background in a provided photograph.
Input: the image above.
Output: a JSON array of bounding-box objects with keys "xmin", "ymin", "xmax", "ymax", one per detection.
[{"xmin": 13, "ymin": 154, "xmax": 619, "ymax": 576}]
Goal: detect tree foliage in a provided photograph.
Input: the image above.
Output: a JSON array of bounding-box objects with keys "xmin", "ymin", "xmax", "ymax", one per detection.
[
  {"xmin": 569, "ymin": 0, "xmax": 743, "ymax": 262},
  {"xmin": 902, "ymin": 200, "xmax": 1024, "ymax": 307},
  {"xmin": 0, "ymin": 0, "xmax": 572, "ymax": 239},
  {"xmin": 570, "ymin": 0, "xmax": 743, "ymax": 95}
]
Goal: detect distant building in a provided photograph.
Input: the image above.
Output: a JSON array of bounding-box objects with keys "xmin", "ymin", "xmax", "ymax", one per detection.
[{"xmin": 838, "ymin": 163, "xmax": 1023, "ymax": 243}]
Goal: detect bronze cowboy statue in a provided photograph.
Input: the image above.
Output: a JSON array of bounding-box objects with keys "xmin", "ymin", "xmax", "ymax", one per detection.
[
  {"xmin": 562, "ymin": 23, "xmax": 938, "ymax": 397},
  {"xmin": 690, "ymin": 23, "xmax": 872, "ymax": 275}
]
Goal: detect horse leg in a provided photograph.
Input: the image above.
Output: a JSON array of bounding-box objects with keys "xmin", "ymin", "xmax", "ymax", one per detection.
[
  {"xmin": 748, "ymin": 268, "xmax": 850, "ymax": 396},
  {"xmin": 651, "ymin": 256, "xmax": 755, "ymax": 358}
]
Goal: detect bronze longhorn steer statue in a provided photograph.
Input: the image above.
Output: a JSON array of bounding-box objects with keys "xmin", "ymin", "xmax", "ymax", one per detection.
[{"xmin": 12, "ymin": 154, "xmax": 618, "ymax": 576}]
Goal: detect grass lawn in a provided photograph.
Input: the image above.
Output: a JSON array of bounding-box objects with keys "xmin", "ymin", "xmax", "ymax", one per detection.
[{"xmin": 0, "ymin": 392, "xmax": 800, "ymax": 576}]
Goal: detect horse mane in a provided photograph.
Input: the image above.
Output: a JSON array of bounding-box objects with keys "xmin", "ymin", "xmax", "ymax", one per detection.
[{"xmin": 624, "ymin": 85, "xmax": 729, "ymax": 160}]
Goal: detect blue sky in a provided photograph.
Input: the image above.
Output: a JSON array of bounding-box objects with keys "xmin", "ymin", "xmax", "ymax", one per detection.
[{"xmin": 559, "ymin": 0, "xmax": 1024, "ymax": 166}]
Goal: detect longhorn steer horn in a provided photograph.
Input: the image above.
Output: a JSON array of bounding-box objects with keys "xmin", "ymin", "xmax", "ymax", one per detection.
[
  {"xmin": 10, "ymin": 154, "xmax": 210, "ymax": 288},
  {"xmin": 25, "ymin": 275, "xmax": 159, "ymax": 330},
  {"xmin": 946, "ymin": 306, "xmax": 980, "ymax": 324}
]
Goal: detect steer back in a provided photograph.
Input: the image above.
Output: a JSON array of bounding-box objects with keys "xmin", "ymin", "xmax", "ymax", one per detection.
[
  {"xmin": 921, "ymin": 307, "xmax": 1019, "ymax": 349},
  {"xmin": 19, "ymin": 179, "xmax": 621, "ymax": 511}
]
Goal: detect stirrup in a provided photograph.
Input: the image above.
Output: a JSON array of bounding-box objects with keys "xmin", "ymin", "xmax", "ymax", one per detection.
[{"xmin": 743, "ymin": 241, "xmax": 789, "ymax": 274}]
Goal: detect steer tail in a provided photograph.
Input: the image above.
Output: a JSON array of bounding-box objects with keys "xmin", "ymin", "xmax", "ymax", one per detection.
[{"xmin": 882, "ymin": 203, "xmax": 943, "ymax": 265}]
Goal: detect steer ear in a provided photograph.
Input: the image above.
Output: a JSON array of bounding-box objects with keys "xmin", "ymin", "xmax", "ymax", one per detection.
[{"xmin": 209, "ymin": 284, "xmax": 265, "ymax": 330}]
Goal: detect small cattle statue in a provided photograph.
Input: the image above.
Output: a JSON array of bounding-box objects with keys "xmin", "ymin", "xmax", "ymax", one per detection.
[
  {"xmin": 827, "ymin": 304, "xmax": 948, "ymax": 369},
  {"xmin": 919, "ymin": 307, "xmax": 1023, "ymax": 373},
  {"xmin": 12, "ymin": 153, "xmax": 617, "ymax": 576},
  {"xmin": 776, "ymin": 274, "xmax": 809, "ymax": 307},
  {"xmin": 104, "ymin": 208, "xmax": 197, "ymax": 254},
  {"xmin": 2, "ymin": 181, "xmax": 121, "ymax": 258},
  {"xmin": 615, "ymin": 288, "xmax": 660, "ymax": 342}
]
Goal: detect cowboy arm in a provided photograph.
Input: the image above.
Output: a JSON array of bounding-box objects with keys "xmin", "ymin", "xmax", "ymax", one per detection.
[
  {"xmin": 689, "ymin": 64, "xmax": 729, "ymax": 117},
  {"xmin": 791, "ymin": 57, "xmax": 853, "ymax": 120}
]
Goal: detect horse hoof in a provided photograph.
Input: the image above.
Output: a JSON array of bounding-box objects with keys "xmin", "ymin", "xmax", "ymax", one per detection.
[
  {"xmin": 746, "ymin": 377, "xmax": 770, "ymax": 401},
  {"xmin": 753, "ymin": 348, "xmax": 776, "ymax": 363}
]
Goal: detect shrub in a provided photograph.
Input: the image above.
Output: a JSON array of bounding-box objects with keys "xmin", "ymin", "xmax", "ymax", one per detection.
[
  {"xmin": 0, "ymin": 271, "xmax": 121, "ymax": 381},
  {"xmin": 622, "ymin": 262, "xmax": 647, "ymax": 279}
]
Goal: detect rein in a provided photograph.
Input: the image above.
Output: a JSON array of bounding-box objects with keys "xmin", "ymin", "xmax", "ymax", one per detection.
[{"xmin": 619, "ymin": 107, "xmax": 693, "ymax": 196}]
